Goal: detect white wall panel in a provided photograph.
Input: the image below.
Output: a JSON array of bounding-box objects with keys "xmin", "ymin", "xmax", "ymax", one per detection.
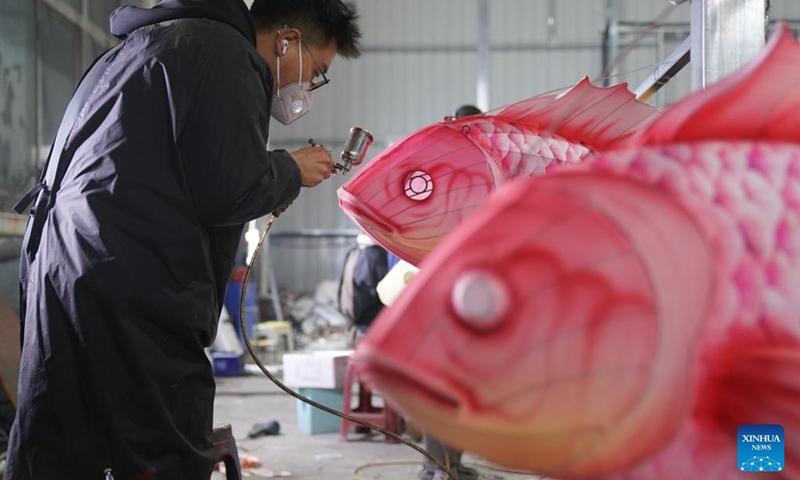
[
  {"xmin": 490, "ymin": 0, "xmax": 550, "ymax": 44},
  {"xmin": 555, "ymin": 0, "xmax": 607, "ymax": 43},
  {"xmin": 490, "ymin": 1, "xmax": 604, "ymax": 44},
  {"xmin": 771, "ymin": 0, "xmax": 800, "ymax": 19},
  {"xmin": 359, "ymin": 0, "xmax": 478, "ymax": 46},
  {"xmin": 489, "ymin": 48, "xmax": 602, "ymax": 110}
]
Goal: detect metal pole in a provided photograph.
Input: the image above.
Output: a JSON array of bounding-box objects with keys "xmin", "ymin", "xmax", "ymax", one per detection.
[
  {"xmin": 476, "ymin": 0, "xmax": 490, "ymax": 112},
  {"xmin": 546, "ymin": 0, "xmax": 558, "ymax": 44},
  {"xmin": 253, "ymin": 216, "xmax": 284, "ymax": 322},
  {"xmin": 81, "ymin": 0, "xmax": 91, "ymax": 67},
  {"xmin": 267, "ymin": 247, "xmax": 284, "ymax": 323},
  {"xmin": 34, "ymin": 0, "xmax": 43, "ymax": 171},
  {"xmin": 603, "ymin": 0, "xmax": 620, "ymax": 86},
  {"xmin": 260, "ymin": 138, "xmax": 283, "ymax": 322},
  {"xmin": 691, "ymin": 0, "xmax": 767, "ymax": 90}
]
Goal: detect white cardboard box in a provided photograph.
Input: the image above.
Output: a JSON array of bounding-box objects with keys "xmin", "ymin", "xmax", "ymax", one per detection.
[{"xmin": 282, "ymin": 350, "xmax": 353, "ymax": 389}]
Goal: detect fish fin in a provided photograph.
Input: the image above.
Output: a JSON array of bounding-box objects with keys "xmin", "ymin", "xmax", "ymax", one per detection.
[
  {"xmin": 634, "ymin": 23, "xmax": 800, "ymax": 146},
  {"xmin": 697, "ymin": 334, "xmax": 800, "ymax": 478},
  {"xmin": 494, "ymin": 77, "xmax": 660, "ymax": 149}
]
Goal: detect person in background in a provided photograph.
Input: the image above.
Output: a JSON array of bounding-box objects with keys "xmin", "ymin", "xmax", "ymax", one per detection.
[
  {"xmin": 6, "ymin": 0, "xmax": 361, "ymax": 479},
  {"xmin": 387, "ymin": 251, "xmax": 402, "ymax": 270},
  {"xmin": 455, "ymin": 104, "xmax": 482, "ymax": 118},
  {"xmin": 339, "ymin": 234, "xmax": 389, "ymax": 348}
]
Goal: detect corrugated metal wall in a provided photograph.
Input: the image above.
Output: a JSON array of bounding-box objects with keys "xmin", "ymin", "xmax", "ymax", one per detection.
[{"xmin": 249, "ymin": 1, "xmax": 800, "ymax": 295}]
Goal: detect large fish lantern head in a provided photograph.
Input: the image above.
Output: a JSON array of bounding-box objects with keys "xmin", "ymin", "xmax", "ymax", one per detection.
[
  {"xmin": 338, "ymin": 117, "xmax": 500, "ymax": 266},
  {"xmin": 338, "ymin": 79, "xmax": 658, "ymax": 266}
]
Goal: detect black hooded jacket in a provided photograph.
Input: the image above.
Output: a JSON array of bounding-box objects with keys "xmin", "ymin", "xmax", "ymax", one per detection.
[{"xmin": 5, "ymin": 1, "xmax": 300, "ymax": 479}]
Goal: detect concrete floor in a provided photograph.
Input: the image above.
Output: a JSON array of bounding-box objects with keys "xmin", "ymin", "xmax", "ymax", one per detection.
[{"xmin": 212, "ymin": 373, "xmax": 541, "ymax": 480}]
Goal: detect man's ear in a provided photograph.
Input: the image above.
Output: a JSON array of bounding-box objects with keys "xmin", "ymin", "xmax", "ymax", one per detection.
[{"xmin": 275, "ymin": 28, "xmax": 302, "ymax": 56}]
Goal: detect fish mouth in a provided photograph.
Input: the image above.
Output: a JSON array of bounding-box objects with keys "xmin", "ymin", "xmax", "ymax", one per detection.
[
  {"xmin": 338, "ymin": 189, "xmax": 399, "ymax": 236},
  {"xmin": 354, "ymin": 350, "xmax": 462, "ymax": 414}
]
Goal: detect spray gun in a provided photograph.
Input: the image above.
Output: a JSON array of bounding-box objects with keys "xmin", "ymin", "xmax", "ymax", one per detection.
[
  {"xmin": 308, "ymin": 126, "xmax": 374, "ymax": 176},
  {"xmin": 274, "ymin": 127, "xmax": 373, "ymax": 218}
]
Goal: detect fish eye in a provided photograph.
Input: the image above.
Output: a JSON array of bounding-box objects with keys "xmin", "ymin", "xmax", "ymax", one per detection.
[
  {"xmin": 451, "ymin": 270, "xmax": 509, "ymax": 331},
  {"xmin": 404, "ymin": 170, "xmax": 434, "ymax": 201}
]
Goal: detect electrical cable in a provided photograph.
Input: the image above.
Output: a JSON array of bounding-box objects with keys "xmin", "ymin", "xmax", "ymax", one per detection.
[
  {"xmin": 476, "ymin": 3, "xmax": 684, "ymax": 116},
  {"xmin": 239, "ymin": 212, "xmax": 457, "ymax": 480},
  {"xmin": 351, "ymin": 459, "xmax": 531, "ymax": 480},
  {"xmin": 351, "ymin": 460, "xmax": 419, "ymax": 480},
  {"xmin": 479, "ymin": 57, "xmax": 688, "ymax": 118},
  {"xmin": 597, "ymin": 3, "xmax": 679, "ymax": 82}
]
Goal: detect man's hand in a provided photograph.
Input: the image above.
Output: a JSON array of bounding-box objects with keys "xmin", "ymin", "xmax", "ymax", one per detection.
[{"xmin": 290, "ymin": 146, "xmax": 334, "ymax": 187}]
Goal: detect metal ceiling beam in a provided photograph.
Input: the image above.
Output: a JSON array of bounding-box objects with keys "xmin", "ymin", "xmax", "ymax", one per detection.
[
  {"xmin": 691, "ymin": 0, "xmax": 767, "ymax": 90},
  {"xmin": 361, "ymin": 42, "xmax": 602, "ymax": 54},
  {"xmin": 476, "ymin": 0, "xmax": 490, "ymax": 112},
  {"xmin": 603, "ymin": 0, "xmax": 621, "ymax": 86}
]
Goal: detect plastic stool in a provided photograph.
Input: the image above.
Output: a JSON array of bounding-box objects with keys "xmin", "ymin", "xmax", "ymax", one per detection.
[
  {"xmin": 340, "ymin": 357, "xmax": 404, "ymax": 443},
  {"xmin": 254, "ymin": 321, "xmax": 295, "ymax": 360},
  {"xmin": 212, "ymin": 424, "xmax": 242, "ymax": 480}
]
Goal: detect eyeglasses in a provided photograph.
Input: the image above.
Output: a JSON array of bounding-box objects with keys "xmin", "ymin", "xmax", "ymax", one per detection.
[{"xmin": 300, "ymin": 38, "xmax": 331, "ymax": 91}]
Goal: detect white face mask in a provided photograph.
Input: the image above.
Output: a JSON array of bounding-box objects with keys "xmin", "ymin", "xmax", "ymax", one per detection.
[{"xmin": 271, "ymin": 41, "xmax": 313, "ymax": 125}]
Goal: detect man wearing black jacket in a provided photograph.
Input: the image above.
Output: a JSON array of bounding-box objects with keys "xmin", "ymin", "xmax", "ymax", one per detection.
[{"xmin": 5, "ymin": 0, "xmax": 361, "ymax": 479}]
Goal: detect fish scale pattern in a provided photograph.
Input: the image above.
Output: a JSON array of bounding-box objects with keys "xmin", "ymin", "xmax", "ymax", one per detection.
[
  {"xmin": 587, "ymin": 141, "xmax": 800, "ymax": 342},
  {"xmin": 468, "ymin": 119, "xmax": 591, "ymax": 178},
  {"xmin": 566, "ymin": 140, "xmax": 800, "ymax": 479}
]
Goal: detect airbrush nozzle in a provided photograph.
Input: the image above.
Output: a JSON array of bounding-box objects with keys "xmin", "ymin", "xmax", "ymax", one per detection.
[{"xmin": 336, "ymin": 127, "xmax": 373, "ymax": 175}]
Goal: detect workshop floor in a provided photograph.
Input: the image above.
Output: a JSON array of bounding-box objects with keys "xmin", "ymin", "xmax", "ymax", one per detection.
[{"xmin": 212, "ymin": 373, "xmax": 541, "ymax": 480}]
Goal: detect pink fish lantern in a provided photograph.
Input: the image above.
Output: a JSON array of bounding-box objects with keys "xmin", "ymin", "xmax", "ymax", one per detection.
[
  {"xmin": 337, "ymin": 78, "xmax": 659, "ymax": 266},
  {"xmin": 354, "ymin": 24, "xmax": 800, "ymax": 480}
]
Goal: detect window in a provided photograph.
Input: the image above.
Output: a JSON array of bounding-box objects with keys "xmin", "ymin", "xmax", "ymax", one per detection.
[
  {"xmin": 0, "ymin": 0, "xmax": 37, "ymax": 208},
  {"xmin": 89, "ymin": 0, "xmax": 121, "ymax": 31},
  {"xmin": 39, "ymin": 5, "xmax": 81, "ymax": 147},
  {"xmin": 0, "ymin": 0, "xmax": 128, "ymax": 221}
]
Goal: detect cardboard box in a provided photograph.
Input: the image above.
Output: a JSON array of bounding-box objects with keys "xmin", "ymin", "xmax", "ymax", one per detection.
[
  {"xmin": 282, "ymin": 350, "xmax": 353, "ymax": 389},
  {"xmin": 296, "ymin": 387, "xmax": 344, "ymax": 435}
]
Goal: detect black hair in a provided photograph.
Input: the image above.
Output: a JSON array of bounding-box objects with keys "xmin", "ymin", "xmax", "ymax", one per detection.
[
  {"xmin": 455, "ymin": 105, "xmax": 482, "ymax": 118},
  {"xmin": 250, "ymin": 0, "xmax": 362, "ymax": 59}
]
